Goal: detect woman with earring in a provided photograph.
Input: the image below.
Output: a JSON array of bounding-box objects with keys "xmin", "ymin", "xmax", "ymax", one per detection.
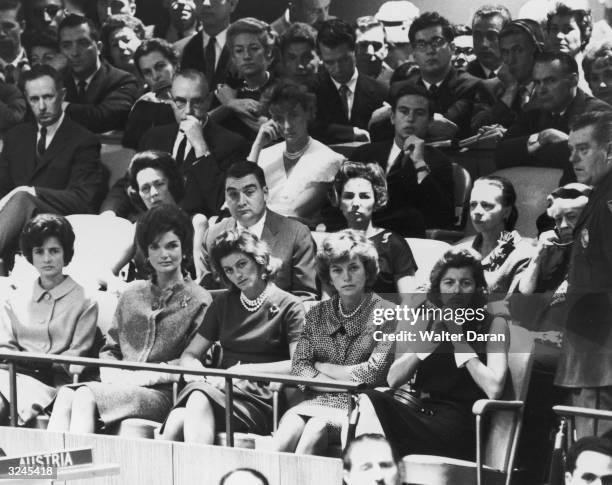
[
  {"xmin": 213, "ymin": 17, "xmax": 276, "ymax": 140},
  {"xmin": 48, "ymin": 205, "xmax": 212, "ymax": 433},
  {"xmin": 159, "ymin": 230, "xmax": 304, "ymax": 444}
]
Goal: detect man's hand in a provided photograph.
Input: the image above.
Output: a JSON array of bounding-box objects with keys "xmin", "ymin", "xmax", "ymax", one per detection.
[
  {"xmin": 402, "ymin": 134, "xmax": 426, "ymax": 164},
  {"xmin": 477, "ymin": 124, "xmax": 507, "ymax": 141},
  {"xmin": 538, "ymin": 128, "xmax": 569, "ymax": 146},
  {"xmin": 353, "ymin": 127, "xmax": 371, "ymax": 142},
  {"xmin": 428, "ymin": 114, "xmax": 458, "ymax": 140},
  {"xmin": 180, "ymin": 115, "xmax": 210, "ymax": 157},
  {"xmin": 0, "ymin": 186, "xmax": 35, "ymax": 212}
]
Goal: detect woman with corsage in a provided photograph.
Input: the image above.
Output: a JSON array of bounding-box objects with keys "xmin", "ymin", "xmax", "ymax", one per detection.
[
  {"xmin": 159, "ymin": 230, "xmax": 304, "ymax": 443},
  {"xmin": 48, "ymin": 205, "xmax": 211, "ymax": 433},
  {"xmin": 456, "ymin": 176, "xmax": 535, "ymax": 298},
  {"xmin": 355, "ymin": 248, "xmax": 509, "ymax": 459},
  {"xmin": 269, "ymin": 229, "xmax": 396, "ymax": 455}
]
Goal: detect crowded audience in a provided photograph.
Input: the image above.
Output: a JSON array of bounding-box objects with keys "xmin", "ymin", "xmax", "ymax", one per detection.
[{"xmin": 0, "ymin": 1, "xmax": 611, "ymax": 483}]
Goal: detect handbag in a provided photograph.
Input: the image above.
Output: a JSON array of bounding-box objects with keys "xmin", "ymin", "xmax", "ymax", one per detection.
[{"xmin": 379, "ymin": 387, "xmax": 434, "ymax": 416}]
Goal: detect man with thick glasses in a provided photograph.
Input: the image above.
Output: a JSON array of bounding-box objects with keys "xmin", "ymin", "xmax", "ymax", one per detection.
[
  {"xmin": 27, "ymin": 0, "xmax": 67, "ymax": 31},
  {"xmin": 100, "ymin": 69, "xmax": 248, "ymax": 221}
]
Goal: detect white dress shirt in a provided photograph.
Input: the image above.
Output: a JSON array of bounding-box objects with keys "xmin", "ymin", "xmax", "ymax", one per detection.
[
  {"xmin": 202, "ymin": 28, "xmax": 228, "ymax": 70},
  {"xmin": 37, "ymin": 112, "xmax": 65, "ymax": 151},
  {"xmin": 386, "ymin": 141, "xmax": 403, "ymax": 175},
  {"xmin": 236, "ymin": 211, "xmax": 267, "ymax": 239}
]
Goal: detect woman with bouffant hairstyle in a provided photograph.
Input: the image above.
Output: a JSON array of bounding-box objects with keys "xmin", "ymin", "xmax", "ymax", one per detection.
[
  {"xmin": 270, "ymin": 229, "xmax": 396, "ymax": 455},
  {"xmin": 160, "ymin": 229, "xmax": 305, "ymax": 444},
  {"xmin": 332, "ymin": 161, "xmax": 417, "ymax": 300},
  {"xmin": 354, "ymin": 247, "xmax": 508, "ymax": 461}
]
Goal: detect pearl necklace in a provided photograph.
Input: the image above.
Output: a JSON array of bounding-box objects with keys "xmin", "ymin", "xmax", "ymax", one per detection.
[
  {"xmin": 283, "ymin": 137, "xmax": 311, "ymax": 161},
  {"xmin": 240, "ymin": 285, "xmax": 269, "ymax": 312},
  {"xmin": 338, "ymin": 295, "xmax": 367, "ymax": 319}
]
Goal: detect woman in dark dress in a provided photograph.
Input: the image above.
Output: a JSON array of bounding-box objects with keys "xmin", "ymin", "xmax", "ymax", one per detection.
[
  {"xmin": 355, "ymin": 248, "xmax": 509, "ymax": 459},
  {"xmin": 122, "ymin": 38, "xmax": 178, "ymax": 149},
  {"xmin": 48, "ymin": 205, "xmax": 212, "ymax": 433},
  {"xmin": 159, "ymin": 229, "xmax": 304, "ymax": 443},
  {"xmin": 332, "ymin": 161, "xmax": 417, "ymax": 301}
]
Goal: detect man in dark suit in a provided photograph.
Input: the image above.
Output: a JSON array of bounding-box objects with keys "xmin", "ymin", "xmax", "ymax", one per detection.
[
  {"xmin": 0, "ymin": 0, "xmax": 29, "ymax": 86},
  {"xmin": 312, "ymin": 18, "xmax": 387, "ymax": 144},
  {"xmin": 200, "ymin": 161, "xmax": 317, "ymax": 301},
  {"xmin": 467, "ymin": 5, "xmax": 511, "ymax": 80},
  {"xmin": 351, "ymin": 84, "xmax": 454, "ymax": 237},
  {"xmin": 58, "ymin": 13, "xmax": 141, "ymax": 133},
  {"xmin": 0, "ymin": 65, "xmax": 106, "ymax": 266},
  {"xmin": 370, "ymin": 12, "xmax": 482, "ymax": 142},
  {"xmin": 495, "ymin": 51, "xmax": 611, "ymax": 184},
  {"xmin": 180, "ymin": 0, "xmax": 238, "ymax": 90},
  {"xmin": 100, "ymin": 69, "xmax": 249, "ymax": 220}
]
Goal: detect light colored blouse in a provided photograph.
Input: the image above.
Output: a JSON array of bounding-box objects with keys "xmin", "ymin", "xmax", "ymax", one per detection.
[
  {"xmin": 0, "ymin": 276, "xmax": 98, "ymax": 357},
  {"xmin": 258, "ymin": 138, "xmax": 343, "ymax": 224}
]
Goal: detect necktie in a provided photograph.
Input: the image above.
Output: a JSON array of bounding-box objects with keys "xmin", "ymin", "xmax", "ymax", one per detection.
[
  {"xmin": 428, "ymin": 84, "xmax": 438, "ymax": 96},
  {"xmin": 339, "ymin": 84, "xmax": 350, "ymax": 120},
  {"xmin": 175, "ymin": 134, "xmax": 188, "ymax": 167},
  {"xmin": 487, "ymin": 71, "xmax": 496, "ymax": 79},
  {"xmin": 77, "ymin": 80, "xmax": 87, "ymax": 102},
  {"xmin": 4, "ymin": 65, "xmax": 15, "ymax": 84},
  {"xmin": 205, "ymin": 36, "xmax": 217, "ymax": 81},
  {"xmin": 37, "ymin": 126, "xmax": 47, "ymax": 157},
  {"xmin": 387, "ymin": 150, "xmax": 405, "ymax": 176}
]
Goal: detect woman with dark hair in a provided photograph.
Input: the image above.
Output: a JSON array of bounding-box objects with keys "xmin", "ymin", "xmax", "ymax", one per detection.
[
  {"xmin": 48, "ymin": 205, "xmax": 212, "ymax": 433},
  {"xmin": 214, "ymin": 17, "xmax": 276, "ymax": 140},
  {"xmin": 159, "ymin": 229, "xmax": 304, "ymax": 443},
  {"xmin": 332, "ymin": 161, "xmax": 416, "ymax": 300},
  {"xmin": 0, "ymin": 214, "xmax": 98, "ymax": 425},
  {"xmin": 456, "ymin": 176, "xmax": 534, "ymax": 296},
  {"xmin": 122, "ymin": 38, "xmax": 179, "ymax": 149},
  {"xmin": 247, "ymin": 80, "xmax": 343, "ymax": 226},
  {"xmin": 354, "ymin": 247, "xmax": 509, "ymax": 460},
  {"xmin": 270, "ymin": 230, "xmax": 396, "ymax": 455}
]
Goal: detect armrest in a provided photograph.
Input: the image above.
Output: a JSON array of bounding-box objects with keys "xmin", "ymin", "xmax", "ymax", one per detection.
[
  {"xmin": 425, "ymin": 229, "xmax": 466, "ymax": 243},
  {"xmin": 472, "ymin": 399, "xmax": 524, "ymax": 416},
  {"xmin": 553, "ymin": 405, "xmax": 612, "ymax": 421}
]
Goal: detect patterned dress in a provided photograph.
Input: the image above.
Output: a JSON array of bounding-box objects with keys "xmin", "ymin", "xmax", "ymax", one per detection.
[{"xmin": 288, "ymin": 293, "xmax": 396, "ymax": 434}]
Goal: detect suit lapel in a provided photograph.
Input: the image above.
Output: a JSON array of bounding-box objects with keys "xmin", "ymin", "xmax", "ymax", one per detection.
[
  {"xmin": 214, "ymin": 45, "xmax": 231, "ymax": 87},
  {"xmin": 351, "ymin": 75, "xmax": 366, "ymax": 124},
  {"xmin": 84, "ymin": 63, "xmax": 105, "ymax": 103},
  {"xmin": 323, "ymin": 73, "xmax": 348, "ymax": 123},
  {"xmin": 30, "ymin": 119, "xmax": 69, "ymax": 180},
  {"xmin": 21, "ymin": 124, "xmax": 38, "ymax": 180}
]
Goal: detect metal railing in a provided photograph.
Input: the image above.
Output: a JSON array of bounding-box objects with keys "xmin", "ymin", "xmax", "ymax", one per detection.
[{"xmin": 0, "ymin": 351, "xmax": 365, "ymax": 447}]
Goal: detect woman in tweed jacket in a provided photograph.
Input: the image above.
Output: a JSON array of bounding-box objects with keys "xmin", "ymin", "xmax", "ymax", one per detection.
[{"xmin": 48, "ymin": 205, "xmax": 211, "ymax": 432}]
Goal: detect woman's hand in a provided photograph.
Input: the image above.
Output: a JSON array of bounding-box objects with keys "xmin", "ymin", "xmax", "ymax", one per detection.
[
  {"xmin": 254, "ymin": 119, "xmax": 282, "ymax": 148},
  {"xmin": 215, "ymin": 83, "xmax": 237, "ymax": 105},
  {"xmin": 180, "ymin": 357, "xmax": 206, "ymax": 383},
  {"xmin": 226, "ymin": 98, "xmax": 261, "ymax": 120}
]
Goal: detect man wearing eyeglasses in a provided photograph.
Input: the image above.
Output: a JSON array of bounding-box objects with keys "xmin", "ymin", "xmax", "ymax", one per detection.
[
  {"xmin": 100, "ymin": 69, "xmax": 248, "ymax": 220},
  {"xmin": 27, "ymin": 0, "xmax": 67, "ymax": 31},
  {"xmin": 0, "ymin": 0, "xmax": 29, "ymax": 86},
  {"xmin": 58, "ymin": 13, "xmax": 141, "ymax": 133}
]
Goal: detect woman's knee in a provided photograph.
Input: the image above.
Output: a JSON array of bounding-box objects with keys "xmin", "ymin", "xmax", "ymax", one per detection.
[
  {"xmin": 72, "ymin": 387, "xmax": 96, "ymax": 410},
  {"xmin": 185, "ymin": 392, "xmax": 212, "ymax": 414},
  {"xmin": 302, "ymin": 417, "xmax": 327, "ymax": 435}
]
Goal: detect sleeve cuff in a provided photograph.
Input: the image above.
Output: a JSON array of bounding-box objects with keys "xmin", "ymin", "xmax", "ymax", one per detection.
[
  {"xmin": 527, "ymin": 133, "xmax": 540, "ymax": 153},
  {"xmin": 454, "ymin": 352, "xmax": 478, "ymax": 368}
]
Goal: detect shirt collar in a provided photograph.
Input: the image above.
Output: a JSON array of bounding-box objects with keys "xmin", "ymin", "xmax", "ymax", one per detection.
[
  {"xmin": 1, "ymin": 47, "xmax": 27, "ymax": 68},
  {"xmin": 203, "ymin": 27, "xmax": 228, "ymax": 48},
  {"xmin": 236, "ymin": 210, "xmax": 267, "ymax": 239},
  {"xmin": 421, "ymin": 78, "xmax": 443, "ymax": 90},
  {"xmin": 481, "ymin": 63, "xmax": 501, "ymax": 78},
  {"xmin": 330, "ymin": 69, "xmax": 358, "ymax": 92},
  {"xmin": 32, "ymin": 275, "xmax": 76, "ymax": 302},
  {"xmin": 37, "ymin": 111, "xmax": 65, "ymax": 137},
  {"xmin": 73, "ymin": 58, "xmax": 101, "ymax": 89}
]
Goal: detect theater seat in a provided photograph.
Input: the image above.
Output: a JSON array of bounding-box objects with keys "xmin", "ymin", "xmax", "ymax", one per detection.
[{"xmin": 100, "ymin": 144, "xmax": 135, "ymax": 190}]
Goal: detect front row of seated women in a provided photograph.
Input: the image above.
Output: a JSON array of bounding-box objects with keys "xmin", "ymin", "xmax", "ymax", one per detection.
[{"xmin": 0, "ymin": 201, "xmax": 512, "ymax": 462}]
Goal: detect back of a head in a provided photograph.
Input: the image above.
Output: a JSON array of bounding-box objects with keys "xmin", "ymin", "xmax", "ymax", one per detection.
[{"xmin": 219, "ymin": 468, "xmax": 269, "ymax": 485}]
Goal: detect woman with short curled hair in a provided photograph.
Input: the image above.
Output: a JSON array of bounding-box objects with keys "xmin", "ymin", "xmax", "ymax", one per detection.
[
  {"xmin": 48, "ymin": 205, "xmax": 212, "ymax": 433},
  {"xmin": 270, "ymin": 229, "xmax": 396, "ymax": 455},
  {"xmin": 159, "ymin": 229, "xmax": 305, "ymax": 444},
  {"xmin": 248, "ymin": 80, "xmax": 343, "ymax": 226},
  {"xmin": 354, "ymin": 247, "xmax": 509, "ymax": 460},
  {"xmin": 214, "ymin": 17, "xmax": 276, "ymax": 140},
  {"xmin": 332, "ymin": 161, "xmax": 417, "ymax": 300},
  {"xmin": 0, "ymin": 214, "xmax": 98, "ymax": 425}
]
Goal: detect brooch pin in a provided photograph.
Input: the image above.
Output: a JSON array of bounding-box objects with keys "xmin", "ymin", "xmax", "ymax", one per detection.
[{"xmin": 268, "ymin": 305, "xmax": 280, "ymax": 318}]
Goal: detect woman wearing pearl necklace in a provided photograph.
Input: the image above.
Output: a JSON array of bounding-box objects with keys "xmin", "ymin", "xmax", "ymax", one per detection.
[
  {"xmin": 160, "ymin": 230, "xmax": 305, "ymax": 444},
  {"xmin": 269, "ymin": 229, "xmax": 397, "ymax": 455}
]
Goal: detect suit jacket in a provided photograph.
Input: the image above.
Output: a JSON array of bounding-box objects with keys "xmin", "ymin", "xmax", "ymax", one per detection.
[
  {"xmin": 495, "ymin": 89, "xmax": 612, "ymax": 183},
  {"xmin": 180, "ymin": 31, "xmax": 233, "ymax": 89},
  {"xmin": 312, "ymin": 71, "xmax": 388, "ymax": 144},
  {"xmin": 370, "ymin": 67, "xmax": 483, "ymax": 142},
  {"xmin": 0, "ymin": 117, "xmax": 107, "ymax": 214},
  {"xmin": 471, "ymin": 77, "xmax": 536, "ymax": 130},
  {"xmin": 466, "ymin": 60, "xmax": 490, "ymax": 79},
  {"xmin": 100, "ymin": 120, "xmax": 249, "ymax": 219},
  {"xmin": 0, "ymin": 81, "xmax": 26, "ymax": 133},
  {"xmin": 64, "ymin": 61, "xmax": 141, "ymax": 133},
  {"xmin": 201, "ymin": 210, "xmax": 318, "ymax": 300},
  {"xmin": 351, "ymin": 141, "xmax": 455, "ymax": 229}
]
